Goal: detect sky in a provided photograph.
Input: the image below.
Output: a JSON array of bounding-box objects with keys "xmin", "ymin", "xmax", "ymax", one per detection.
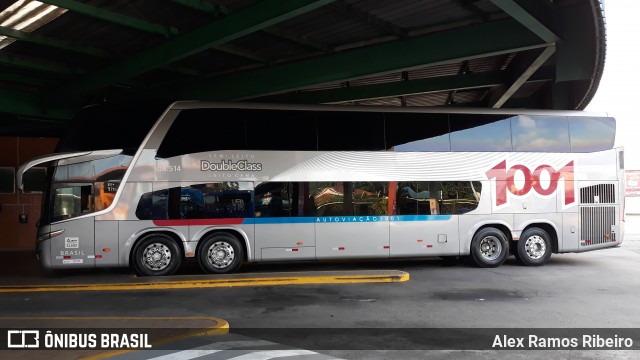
[{"xmin": 585, "ymin": 0, "xmax": 639, "ymax": 169}]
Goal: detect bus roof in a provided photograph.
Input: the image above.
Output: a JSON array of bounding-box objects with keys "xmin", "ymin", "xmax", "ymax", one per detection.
[{"xmin": 167, "ymin": 100, "xmax": 610, "ymax": 117}]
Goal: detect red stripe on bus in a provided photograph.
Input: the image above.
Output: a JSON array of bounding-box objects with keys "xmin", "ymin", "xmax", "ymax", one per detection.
[{"xmin": 153, "ymin": 219, "xmax": 245, "ymax": 226}]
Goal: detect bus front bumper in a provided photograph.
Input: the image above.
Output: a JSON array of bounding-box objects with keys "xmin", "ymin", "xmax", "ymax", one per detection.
[{"xmin": 36, "ymin": 239, "xmax": 53, "ymax": 270}]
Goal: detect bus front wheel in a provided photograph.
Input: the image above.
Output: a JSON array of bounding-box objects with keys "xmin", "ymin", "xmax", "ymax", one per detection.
[
  {"xmin": 470, "ymin": 227, "xmax": 509, "ymax": 268},
  {"xmin": 133, "ymin": 234, "xmax": 182, "ymax": 276},
  {"xmin": 515, "ymin": 228, "xmax": 552, "ymax": 266},
  {"xmin": 198, "ymin": 233, "xmax": 244, "ymax": 274}
]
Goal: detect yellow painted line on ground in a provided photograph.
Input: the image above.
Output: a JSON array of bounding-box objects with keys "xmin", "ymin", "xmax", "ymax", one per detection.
[
  {"xmin": 0, "ymin": 316, "xmax": 229, "ymax": 360},
  {"xmin": 0, "ymin": 271, "xmax": 409, "ymax": 293}
]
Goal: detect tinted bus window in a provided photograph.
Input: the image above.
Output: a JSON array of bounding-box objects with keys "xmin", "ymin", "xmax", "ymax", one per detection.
[
  {"xmin": 569, "ymin": 116, "xmax": 616, "ymax": 152},
  {"xmin": 52, "ymin": 184, "xmax": 93, "ymax": 221},
  {"xmin": 157, "ymin": 108, "xmax": 247, "ymax": 158},
  {"xmin": 394, "ymin": 181, "xmax": 481, "ymax": 215},
  {"xmin": 59, "ymin": 100, "xmax": 171, "ymax": 153},
  {"xmin": 309, "ymin": 181, "xmax": 389, "ymax": 216},
  {"xmin": 136, "ymin": 182, "xmax": 252, "ymax": 220},
  {"xmin": 245, "ymin": 110, "xmax": 317, "ymax": 150},
  {"xmin": 135, "ymin": 189, "xmax": 168, "ymax": 220},
  {"xmin": 450, "ymin": 114, "xmax": 512, "ymax": 151},
  {"xmin": 255, "ymin": 182, "xmax": 296, "ymax": 217},
  {"xmin": 385, "ymin": 112, "xmax": 450, "ymax": 151},
  {"xmin": 395, "ymin": 182, "xmax": 432, "ymax": 215},
  {"xmin": 317, "ymin": 112, "xmax": 385, "ymax": 150},
  {"xmin": 179, "ymin": 188, "xmax": 206, "ymax": 219},
  {"xmin": 45, "ymin": 154, "xmax": 132, "ymax": 224},
  {"xmin": 511, "ymin": 115, "xmax": 570, "ymax": 152},
  {"xmin": 438, "ymin": 181, "xmax": 482, "ymax": 215},
  {"xmin": 196, "ymin": 182, "xmax": 252, "ymax": 218},
  {"xmin": 311, "ymin": 181, "xmax": 349, "ymax": 216},
  {"xmin": 353, "ymin": 182, "xmax": 389, "ymax": 215}
]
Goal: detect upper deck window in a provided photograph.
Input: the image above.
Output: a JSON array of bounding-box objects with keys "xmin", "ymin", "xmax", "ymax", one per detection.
[
  {"xmin": 58, "ymin": 100, "xmax": 170, "ymax": 153},
  {"xmin": 511, "ymin": 115, "xmax": 570, "ymax": 152},
  {"xmin": 449, "ymin": 114, "xmax": 512, "ymax": 152},
  {"xmin": 569, "ymin": 116, "xmax": 615, "ymax": 152},
  {"xmin": 152, "ymin": 107, "xmax": 616, "ymax": 156},
  {"xmin": 386, "ymin": 112, "xmax": 450, "ymax": 151}
]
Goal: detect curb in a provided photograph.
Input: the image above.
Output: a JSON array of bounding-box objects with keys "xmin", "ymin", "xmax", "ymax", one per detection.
[{"xmin": 0, "ymin": 270, "xmax": 409, "ymax": 293}]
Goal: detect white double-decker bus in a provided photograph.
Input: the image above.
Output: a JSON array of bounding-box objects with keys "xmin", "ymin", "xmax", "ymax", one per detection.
[{"xmin": 18, "ymin": 101, "xmax": 625, "ymax": 276}]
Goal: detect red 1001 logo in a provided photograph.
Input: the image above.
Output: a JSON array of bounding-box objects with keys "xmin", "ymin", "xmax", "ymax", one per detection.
[{"xmin": 485, "ymin": 160, "xmax": 575, "ymax": 207}]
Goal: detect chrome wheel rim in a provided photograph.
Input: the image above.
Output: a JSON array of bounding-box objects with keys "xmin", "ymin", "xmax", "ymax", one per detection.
[
  {"xmin": 479, "ymin": 236, "xmax": 502, "ymax": 261},
  {"xmin": 525, "ymin": 235, "xmax": 546, "ymax": 259},
  {"xmin": 207, "ymin": 241, "xmax": 235, "ymax": 269},
  {"xmin": 142, "ymin": 243, "xmax": 172, "ymax": 271}
]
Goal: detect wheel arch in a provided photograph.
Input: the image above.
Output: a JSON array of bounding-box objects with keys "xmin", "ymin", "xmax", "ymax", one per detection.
[
  {"xmin": 521, "ymin": 222, "xmax": 559, "ymax": 253},
  {"xmin": 126, "ymin": 228, "xmax": 186, "ymax": 267},
  {"xmin": 462, "ymin": 220, "xmax": 513, "ymax": 256},
  {"xmin": 194, "ymin": 228, "xmax": 250, "ymax": 262}
]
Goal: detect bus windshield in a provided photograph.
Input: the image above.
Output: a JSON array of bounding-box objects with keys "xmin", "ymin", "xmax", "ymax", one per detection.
[{"xmin": 44, "ymin": 153, "xmax": 132, "ymax": 224}]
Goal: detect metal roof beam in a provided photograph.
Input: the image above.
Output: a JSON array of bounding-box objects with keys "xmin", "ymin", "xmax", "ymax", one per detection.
[
  {"xmin": 39, "ymin": 0, "xmax": 178, "ymax": 36},
  {"xmin": 4, "ymin": 4, "xmax": 206, "ymax": 78},
  {"xmin": 58, "ymin": 0, "xmax": 335, "ymax": 96},
  {"xmin": 446, "ymin": 60, "xmax": 471, "ymax": 105},
  {"xmin": 171, "ymin": 0, "xmax": 229, "ymax": 17},
  {"xmin": 254, "ymin": 65, "xmax": 554, "ymax": 104},
  {"xmin": 490, "ymin": 45, "xmax": 556, "ymax": 108},
  {"xmin": 256, "ymin": 71, "xmax": 509, "ymax": 104},
  {"xmin": 453, "ymin": 0, "xmax": 489, "ymax": 21},
  {"xmin": 262, "ymin": 26, "xmax": 331, "ymax": 52},
  {"xmin": 0, "ymin": 25, "xmax": 109, "ymax": 57},
  {"xmin": 489, "ymin": 0, "xmax": 559, "ymax": 42},
  {"xmin": 0, "ymin": 24, "xmax": 197, "ymax": 78},
  {"xmin": 171, "ymin": 0, "xmax": 331, "ymax": 52},
  {"xmin": 329, "ymin": 0, "xmax": 407, "ymax": 38},
  {"xmin": 155, "ymin": 18, "xmax": 547, "ymax": 101},
  {"xmin": 0, "ymin": 53, "xmax": 83, "ymax": 74},
  {"xmin": 42, "ymin": 0, "xmax": 268, "ymax": 65}
]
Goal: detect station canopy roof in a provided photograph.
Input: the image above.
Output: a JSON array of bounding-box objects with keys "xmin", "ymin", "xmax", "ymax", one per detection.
[{"xmin": 0, "ymin": 0, "xmax": 606, "ymax": 136}]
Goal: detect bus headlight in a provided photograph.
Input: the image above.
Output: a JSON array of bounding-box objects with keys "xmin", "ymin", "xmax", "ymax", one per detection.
[{"xmin": 37, "ymin": 229, "xmax": 65, "ymax": 243}]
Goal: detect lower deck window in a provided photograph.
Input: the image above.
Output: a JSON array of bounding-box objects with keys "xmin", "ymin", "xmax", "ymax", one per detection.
[{"xmin": 135, "ymin": 180, "xmax": 482, "ymax": 220}]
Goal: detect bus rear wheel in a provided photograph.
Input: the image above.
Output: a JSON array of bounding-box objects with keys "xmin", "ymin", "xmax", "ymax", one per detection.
[
  {"xmin": 470, "ymin": 227, "xmax": 509, "ymax": 268},
  {"xmin": 133, "ymin": 234, "xmax": 182, "ymax": 276},
  {"xmin": 198, "ymin": 233, "xmax": 244, "ymax": 274},
  {"xmin": 515, "ymin": 228, "xmax": 552, "ymax": 266}
]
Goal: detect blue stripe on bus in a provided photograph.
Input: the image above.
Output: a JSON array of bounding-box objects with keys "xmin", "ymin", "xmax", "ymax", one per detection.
[
  {"xmin": 393, "ymin": 215, "xmax": 452, "ymax": 221},
  {"xmin": 251, "ymin": 215, "xmax": 452, "ymax": 224}
]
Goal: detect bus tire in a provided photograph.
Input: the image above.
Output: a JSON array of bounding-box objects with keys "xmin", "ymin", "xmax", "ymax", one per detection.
[
  {"xmin": 470, "ymin": 227, "xmax": 509, "ymax": 268},
  {"xmin": 133, "ymin": 234, "xmax": 182, "ymax": 276},
  {"xmin": 515, "ymin": 227, "xmax": 552, "ymax": 266},
  {"xmin": 198, "ymin": 233, "xmax": 244, "ymax": 274}
]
